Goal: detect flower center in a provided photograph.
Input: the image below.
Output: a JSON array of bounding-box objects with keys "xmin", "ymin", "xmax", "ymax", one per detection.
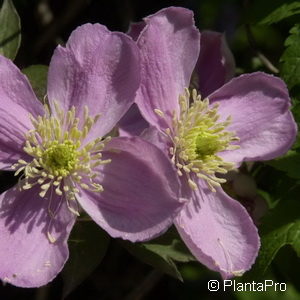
[
  {"xmin": 155, "ymin": 88, "xmax": 239, "ymax": 192},
  {"xmin": 12, "ymin": 101, "xmax": 111, "ymax": 220},
  {"xmin": 195, "ymin": 132, "xmax": 220, "ymax": 158},
  {"xmin": 42, "ymin": 140, "xmax": 78, "ymax": 176}
]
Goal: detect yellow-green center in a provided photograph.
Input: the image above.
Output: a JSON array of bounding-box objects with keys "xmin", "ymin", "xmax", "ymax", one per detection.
[
  {"xmin": 42, "ymin": 140, "xmax": 78, "ymax": 176},
  {"xmin": 12, "ymin": 102, "xmax": 112, "ymax": 233},
  {"xmin": 195, "ymin": 131, "xmax": 221, "ymax": 159},
  {"xmin": 155, "ymin": 88, "xmax": 239, "ymax": 192},
  {"xmin": 10, "ymin": 102, "xmax": 113, "ymax": 245}
]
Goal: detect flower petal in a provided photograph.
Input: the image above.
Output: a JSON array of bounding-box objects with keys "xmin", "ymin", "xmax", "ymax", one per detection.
[
  {"xmin": 127, "ymin": 21, "xmax": 146, "ymax": 41},
  {"xmin": 140, "ymin": 126, "xmax": 171, "ymax": 154},
  {"xmin": 136, "ymin": 7, "xmax": 200, "ymax": 129},
  {"xmin": 175, "ymin": 180, "xmax": 260, "ymax": 278},
  {"xmin": 77, "ymin": 136, "xmax": 183, "ymax": 242},
  {"xmin": 209, "ymin": 72, "xmax": 297, "ymax": 163},
  {"xmin": 0, "ymin": 55, "xmax": 44, "ymax": 169},
  {"xmin": 47, "ymin": 23, "xmax": 140, "ymax": 137},
  {"xmin": 0, "ymin": 186, "xmax": 75, "ymax": 287},
  {"xmin": 118, "ymin": 104, "xmax": 149, "ymax": 137},
  {"xmin": 192, "ymin": 31, "xmax": 235, "ymax": 97}
]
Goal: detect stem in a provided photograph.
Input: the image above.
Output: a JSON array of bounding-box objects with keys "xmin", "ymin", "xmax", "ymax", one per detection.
[{"xmin": 245, "ymin": 24, "xmax": 279, "ymax": 74}]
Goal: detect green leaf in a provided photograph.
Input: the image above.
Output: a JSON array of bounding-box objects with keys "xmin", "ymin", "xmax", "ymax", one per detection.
[
  {"xmin": 292, "ymin": 101, "xmax": 300, "ymax": 124},
  {"xmin": 259, "ymin": 2, "xmax": 300, "ymax": 25},
  {"xmin": 291, "ymin": 102, "xmax": 300, "ymax": 148},
  {"xmin": 266, "ymin": 151, "xmax": 300, "ymax": 179},
  {"xmin": 22, "ymin": 65, "xmax": 48, "ymax": 102},
  {"xmin": 62, "ymin": 220, "xmax": 110, "ymax": 299},
  {"xmin": 293, "ymin": 134, "xmax": 300, "ymax": 149},
  {"xmin": 122, "ymin": 227, "xmax": 195, "ymax": 281},
  {"xmin": 242, "ymin": 185, "xmax": 300, "ymax": 280},
  {"xmin": 244, "ymin": 0, "xmax": 296, "ymax": 24},
  {"xmin": 280, "ymin": 24, "xmax": 300, "ymax": 89},
  {"xmin": 0, "ymin": 0, "xmax": 21, "ymax": 60}
]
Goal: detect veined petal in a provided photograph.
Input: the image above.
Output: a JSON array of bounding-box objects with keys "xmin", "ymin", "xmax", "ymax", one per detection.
[
  {"xmin": 47, "ymin": 23, "xmax": 140, "ymax": 138},
  {"xmin": 0, "ymin": 186, "xmax": 75, "ymax": 287},
  {"xmin": 175, "ymin": 180, "xmax": 260, "ymax": 278},
  {"xmin": 136, "ymin": 7, "xmax": 200, "ymax": 129},
  {"xmin": 193, "ymin": 31, "xmax": 235, "ymax": 97},
  {"xmin": 209, "ymin": 72, "xmax": 297, "ymax": 163},
  {"xmin": 0, "ymin": 55, "xmax": 44, "ymax": 169},
  {"xmin": 77, "ymin": 137, "xmax": 183, "ymax": 242}
]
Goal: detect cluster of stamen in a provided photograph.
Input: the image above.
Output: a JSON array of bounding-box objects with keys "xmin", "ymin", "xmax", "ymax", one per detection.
[
  {"xmin": 12, "ymin": 101, "xmax": 111, "ymax": 218},
  {"xmin": 155, "ymin": 88, "xmax": 239, "ymax": 192}
]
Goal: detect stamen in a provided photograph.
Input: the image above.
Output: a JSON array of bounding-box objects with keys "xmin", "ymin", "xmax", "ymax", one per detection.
[
  {"xmin": 153, "ymin": 88, "xmax": 239, "ymax": 191},
  {"xmin": 154, "ymin": 108, "xmax": 165, "ymax": 117},
  {"xmin": 47, "ymin": 232, "xmax": 56, "ymax": 243},
  {"xmin": 12, "ymin": 102, "xmax": 111, "ymax": 236},
  {"xmin": 188, "ymin": 179, "xmax": 197, "ymax": 190}
]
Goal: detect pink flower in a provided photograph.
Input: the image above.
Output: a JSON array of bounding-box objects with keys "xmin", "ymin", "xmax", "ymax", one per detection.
[
  {"xmin": 119, "ymin": 19, "xmax": 236, "ymax": 136},
  {"xmin": 0, "ymin": 23, "xmax": 183, "ymax": 287},
  {"xmin": 133, "ymin": 7, "xmax": 297, "ymax": 278}
]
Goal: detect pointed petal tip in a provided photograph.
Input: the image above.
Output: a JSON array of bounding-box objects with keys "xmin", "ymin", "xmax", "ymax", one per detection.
[
  {"xmin": 175, "ymin": 181, "xmax": 260, "ymax": 278},
  {"xmin": 136, "ymin": 6, "xmax": 200, "ymax": 129}
]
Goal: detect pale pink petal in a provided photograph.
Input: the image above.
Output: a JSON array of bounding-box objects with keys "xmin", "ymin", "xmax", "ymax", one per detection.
[
  {"xmin": 127, "ymin": 21, "xmax": 146, "ymax": 41},
  {"xmin": 209, "ymin": 72, "xmax": 297, "ymax": 163},
  {"xmin": 47, "ymin": 23, "xmax": 140, "ymax": 138},
  {"xmin": 77, "ymin": 137, "xmax": 183, "ymax": 242},
  {"xmin": 0, "ymin": 186, "xmax": 75, "ymax": 287},
  {"xmin": 136, "ymin": 7, "xmax": 200, "ymax": 129},
  {"xmin": 175, "ymin": 180, "xmax": 260, "ymax": 278},
  {"xmin": 0, "ymin": 56, "xmax": 44, "ymax": 169},
  {"xmin": 140, "ymin": 126, "xmax": 171, "ymax": 154}
]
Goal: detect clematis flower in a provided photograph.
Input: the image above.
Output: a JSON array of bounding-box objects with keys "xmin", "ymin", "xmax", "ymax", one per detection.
[
  {"xmin": 133, "ymin": 7, "xmax": 297, "ymax": 278},
  {"xmin": 0, "ymin": 23, "xmax": 183, "ymax": 287},
  {"xmin": 119, "ymin": 20, "xmax": 235, "ymax": 136}
]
